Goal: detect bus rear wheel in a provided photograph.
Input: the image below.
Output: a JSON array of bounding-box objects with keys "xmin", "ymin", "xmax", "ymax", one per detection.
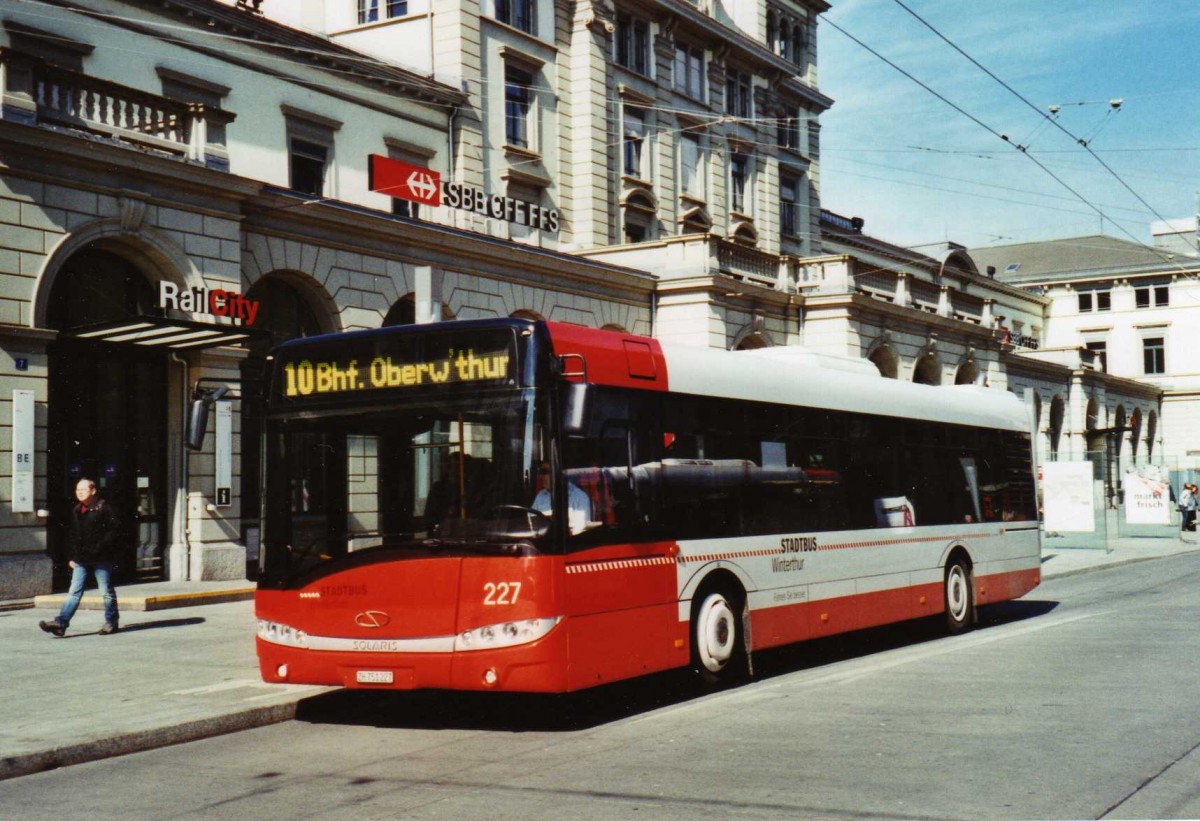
[
  {"xmin": 944, "ymin": 558, "xmax": 974, "ymax": 635},
  {"xmin": 692, "ymin": 589, "xmax": 747, "ymax": 684}
]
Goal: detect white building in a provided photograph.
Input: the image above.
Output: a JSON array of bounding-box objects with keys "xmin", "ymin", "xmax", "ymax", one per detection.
[{"xmin": 972, "ymin": 236, "xmax": 1199, "ymax": 481}]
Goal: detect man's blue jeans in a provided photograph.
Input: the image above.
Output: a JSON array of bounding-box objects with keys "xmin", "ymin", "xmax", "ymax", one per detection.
[{"xmin": 57, "ymin": 562, "xmax": 119, "ymax": 627}]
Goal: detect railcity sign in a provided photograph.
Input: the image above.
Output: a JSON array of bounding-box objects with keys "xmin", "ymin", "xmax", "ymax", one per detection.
[{"xmin": 159, "ymin": 282, "xmax": 261, "ymax": 325}]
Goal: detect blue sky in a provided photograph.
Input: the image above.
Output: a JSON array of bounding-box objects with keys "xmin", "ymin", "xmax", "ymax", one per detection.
[{"xmin": 817, "ymin": 1, "xmax": 1200, "ymax": 251}]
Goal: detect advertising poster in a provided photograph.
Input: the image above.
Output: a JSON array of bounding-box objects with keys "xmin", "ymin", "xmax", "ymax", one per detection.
[
  {"xmin": 1123, "ymin": 472, "xmax": 1171, "ymax": 525},
  {"xmin": 1042, "ymin": 461, "xmax": 1095, "ymax": 532}
]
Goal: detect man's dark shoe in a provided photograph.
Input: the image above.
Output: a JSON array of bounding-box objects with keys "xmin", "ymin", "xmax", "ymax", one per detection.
[
  {"xmin": 39, "ymin": 619, "xmax": 66, "ymax": 637},
  {"xmin": 98, "ymin": 622, "xmax": 119, "ymax": 635}
]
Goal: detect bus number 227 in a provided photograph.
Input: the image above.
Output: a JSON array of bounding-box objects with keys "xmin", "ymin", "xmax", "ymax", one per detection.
[{"xmin": 483, "ymin": 582, "xmax": 521, "ymax": 605}]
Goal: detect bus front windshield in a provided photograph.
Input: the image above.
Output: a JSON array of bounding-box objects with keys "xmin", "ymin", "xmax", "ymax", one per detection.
[{"xmin": 260, "ymin": 389, "xmax": 550, "ymax": 585}]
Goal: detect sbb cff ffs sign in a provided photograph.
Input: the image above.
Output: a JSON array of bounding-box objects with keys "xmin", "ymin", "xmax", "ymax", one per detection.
[
  {"xmin": 368, "ymin": 155, "xmax": 442, "ymax": 207},
  {"xmin": 368, "ymin": 154, "xmax": 560, "ymax": 233}
]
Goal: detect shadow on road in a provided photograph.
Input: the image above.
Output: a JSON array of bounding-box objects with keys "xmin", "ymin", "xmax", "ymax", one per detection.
[
  {"xmin": 112, "ymin": 617, "xmax": 207, "ymax": 633},
  {"xmin": 294, "ymin": 601, "xmax": 1060, "ymax": 733},
  {"xmin": 52, "ymin": 616, "xmax": 207, "ymax": 638}
]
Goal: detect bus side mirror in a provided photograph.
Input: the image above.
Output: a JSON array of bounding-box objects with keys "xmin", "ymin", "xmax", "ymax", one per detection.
[
  {"xmin": 185, "ymin": 385, "xmax": 230, "ymax": 452},
  {"xmin": 185, "ymin": 398, "xmax": 209, "ymax": 452},
  {"xmin": 561, "ymin": 382, "xmax": 592, "ymax": 436}
]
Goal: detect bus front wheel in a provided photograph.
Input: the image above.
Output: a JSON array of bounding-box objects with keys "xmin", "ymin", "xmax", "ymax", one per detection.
[
  {"xmin": 944, "ymin": 558, "xmax": 974, "ymax": 635},
  {"xmin": 692, "ymin": 589, "xmax": 746, "ymax": 684}
]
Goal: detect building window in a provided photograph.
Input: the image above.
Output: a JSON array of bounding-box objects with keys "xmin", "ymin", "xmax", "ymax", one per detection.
[
  {"xmin": 290, "ymin": 140, "xmax": 327, "ymax": 195},
  {"xmin": 358, "ymin": 0, "xmax": 408, "ymax": 23},
  {"xmin": 616, "ymin": 12, "xmax": 650, "ymax": 75},
  {"xmin": 674, "ymin": 42, "xmax": 705, "ymax": 100},
  {"xmin": 726, "ymin": 69, "xmax": 752, "ymax": 119},
  {"xmin": 496, "ymin": 0, "xmax": 535, "ymax": 34},
  {"xmin": 506, "ymin": 181, "xmax": 544, "ymax": 244},
  {"xmin": 1135, "ymin": 284, "xmax": 1169, "ymax": 309},
  {"xmin": 1085, "ymin": 340, "xmax": 1107, "ymax": 372},
  {"xmin": 284, "ymin": 107, "xmax": 340, "ymax": 197},
  {"xmin": 622, "ymin": 190, "xmax": 656, "ymax": 244},
  {"xmin": 623, "ymin": 106, "xmax": 647, "ymax": 178},
  {"xmin": 1077, "ymin": 290, "xmax": 1111, "ymax": 313},
  {"xmin": 392, "ymin": 198, "xmax": 419, "ymax": 219},
  {"xmin": 680, "ymin": 133, "xmax": 704, "ymax": 200},
  {"xmin": 791, "ymin": 23, "xmax": 806, "ymax": 67},
  {"xmin": 1142, "ymin": 336, "xmax": 1165, "ymax": 375},
  {"xmin": 780, "ymin": 175, "xmax": 800, "ymax": 236},
  {"xmin": 729, "ymin": 153, "xmax": 750, "ymax": 215},
  {"xmin": 778, "ymin": 113, "xmax": 800, "ymax": 151},
  {"xmin": 505, "ymin": 65, "xmax": 534, "ymax": 149}
]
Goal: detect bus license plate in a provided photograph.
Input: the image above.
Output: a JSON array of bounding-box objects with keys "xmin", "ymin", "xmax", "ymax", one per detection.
[{"xmin": 356, "ymin": 670, "xmax": 393, "ymax": 684}]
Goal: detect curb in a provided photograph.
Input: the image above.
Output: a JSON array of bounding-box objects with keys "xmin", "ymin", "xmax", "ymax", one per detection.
[
  {"xmin": 1042, "ymin": 546, "xmax": 1198, "ymax": 581},
  {"xmin": 31, "ymin": 588, "xmax": 256, "ymax": 612},
  {"xmin": 0, "ymin": 702, "xmax": 300, "ymax": 782},
  {"xmin": 140, "ymin": 589, "xmax": 256, "ymax": 611}
]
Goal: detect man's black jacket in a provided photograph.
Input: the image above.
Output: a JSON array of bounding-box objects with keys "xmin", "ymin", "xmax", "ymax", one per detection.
[{"xmin": 67, "ymin": 499, "xmax": 121, "ymax": 564}]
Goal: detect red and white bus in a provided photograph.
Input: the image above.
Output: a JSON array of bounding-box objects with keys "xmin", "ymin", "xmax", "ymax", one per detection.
[{"xmin": 255, "ymin": 318, "xmax": 1040, "ymax": 691}]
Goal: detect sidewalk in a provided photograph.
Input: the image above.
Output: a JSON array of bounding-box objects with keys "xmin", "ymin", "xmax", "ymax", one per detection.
[{"xmin": 3, "ymin": 534, "xmax": 1197, "ymax": 781}]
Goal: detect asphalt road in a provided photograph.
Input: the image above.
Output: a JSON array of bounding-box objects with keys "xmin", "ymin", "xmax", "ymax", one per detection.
[{"xmin": 7, "ymin": 553, "xmax": 1200, "ymax": 820}]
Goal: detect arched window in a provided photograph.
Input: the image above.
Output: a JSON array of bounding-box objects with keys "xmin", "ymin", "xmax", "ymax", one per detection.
[
  {"xmin": 1048, "ymin": 396, "xmax": 1065, "ymax": 459},
  {"xmin": 622, "ymin": 189, "xmax": 658, "ymax": 243},
  {"xmin": 868, "ymin": 345, "xmax": 898, "ymax": 379},
  {"xmin": 766, "ymin": 12, "xmax": 777, "ymax": 57},
  {"xmin": 383, "ymin": 294, "xmax": 456, "ymax": 327},
  {"xmin": 734, "ymin": 333, "xmax": 769, "ymax": 350},
  {"xmin": 732, "ymin": 222, "xmax": 758, "ymax": 246},
  {"xmin": 792, "ymin": 24, "xmax": 805, "ymax": 67},
  {"xmin": 913, "ymin": 353, "xmax": 941, "ymax": 385}
]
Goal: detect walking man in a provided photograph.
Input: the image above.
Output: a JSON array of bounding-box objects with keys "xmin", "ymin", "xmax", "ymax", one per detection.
[{"xmin": 39, "ymin": 478, "xmax": 121, "ymax": 636}]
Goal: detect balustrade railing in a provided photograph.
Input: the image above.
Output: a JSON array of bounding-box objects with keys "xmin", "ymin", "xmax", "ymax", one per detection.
[
  {"xmin": 718, "ymin": 240, "xmax": 779, "ymax": 287},
  {"xmin": 1, "ymin": 49, "xmax": 233, "ymax": 168},
  {"xmin": 34, "ymin": 63, "xmax": 190, "ymax": 150}
]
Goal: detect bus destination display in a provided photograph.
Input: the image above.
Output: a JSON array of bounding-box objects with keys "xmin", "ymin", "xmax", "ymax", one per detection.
[{"xmin": 274, "ymin": 331, "xmax": 517, "ymax": 401}]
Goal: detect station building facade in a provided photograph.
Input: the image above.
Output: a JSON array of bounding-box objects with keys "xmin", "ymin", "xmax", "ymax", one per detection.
[
  {"xmin": 0, "ymin": 0, "xmax": 1175, "ymax": 599},
  {"xmin": 0, "ymin": 0, "xmax": 656, "ymax": 597}
]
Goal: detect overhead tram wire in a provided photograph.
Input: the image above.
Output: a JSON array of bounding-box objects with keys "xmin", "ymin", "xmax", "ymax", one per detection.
[
  {"xmin": 819, "ymin": 14, "xmax": 1190, "ymax": 269},
  {"xmin": 888, "ymin": 0, "xmax": 1180, "ymax": 237}
]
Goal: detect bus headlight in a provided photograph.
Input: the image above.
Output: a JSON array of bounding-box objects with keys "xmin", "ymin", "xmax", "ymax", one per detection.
[
  {"xmin": 455, "ymin": 617, "xmax": 560, "ymax": 651},
  {"xmin": 257, "ymin": 619, "xmax": 309, "ymax": 649}
]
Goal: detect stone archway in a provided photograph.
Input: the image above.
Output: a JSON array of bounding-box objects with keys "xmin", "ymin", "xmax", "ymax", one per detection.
[
  {"xmin": 33, "ymin": 215, "xmax": 200, "ymax": 329},
  {"xmin": 240, "ymin": 271, "xmax": 339, "ymax": 566},
  {"xmin": 866, "ymin": 338, "xmax": 899, "ymax": 379},
  {"xmin": 384, "ymin": 293, "xmax": 456, "ymax": 326},
  {"xmin": 732, "ymin": 319, "xmax": 773, "ymax": 351},
  {"xmin": 913, "ymin": 351, "xmax": 942, "ymax": 385},
  {"xmin": 1130, "ymin": 408, "xmax": 1143, "ymax": 461},
  {"xmin": 1048, "ymin": 395, "xmax": 1065, "ymax": 459},
  {"xmin": 42, "ymin": 237, "xmax": 189, "ymax": 586}
]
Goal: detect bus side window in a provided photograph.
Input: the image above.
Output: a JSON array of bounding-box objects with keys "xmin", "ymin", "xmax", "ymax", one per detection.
[{"xmin": 562, "ymin": 388, "xmax": 644, "ymax": 541}]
